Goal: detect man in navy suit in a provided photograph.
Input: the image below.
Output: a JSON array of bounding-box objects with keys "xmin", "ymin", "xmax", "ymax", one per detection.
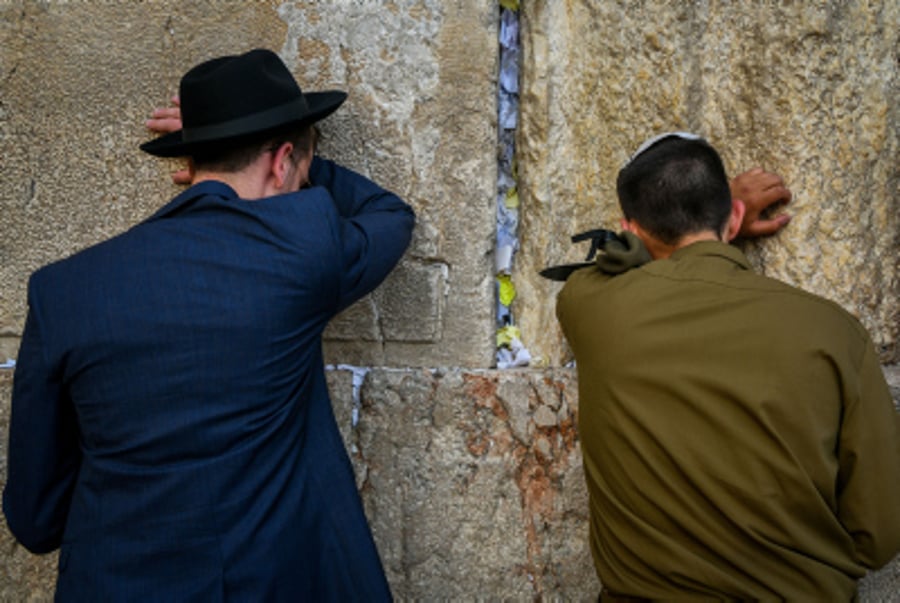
[{"xmin": 4, "ymin": 48, "xmax": 414, "ymax": 601}]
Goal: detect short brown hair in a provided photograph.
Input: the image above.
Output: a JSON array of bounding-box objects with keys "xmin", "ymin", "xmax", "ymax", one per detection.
[
  {"xmin": 616, "ymin": 137, "xmax": 731, "ymax": 245},
  {"xmin": 191, "ymin": 122, "xmax": 318, "ymax": 173}
]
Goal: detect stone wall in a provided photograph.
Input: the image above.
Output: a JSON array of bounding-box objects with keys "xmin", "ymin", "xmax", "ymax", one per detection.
[
  {"xmin": 1, "ymin": 0, "xmax": 898, "ymax": 600},
  {"xmin": 514, "ymin": 0, "xmax": 899, "ymax": 366},
  {"xmin": 0, "ymin": 0, "xmax": 497, "ymax": 369}
]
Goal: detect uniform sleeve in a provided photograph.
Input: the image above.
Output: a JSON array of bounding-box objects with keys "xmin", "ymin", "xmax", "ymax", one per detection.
[
  {"xmin": 556, "ymin": 271, "xmax": 596, "ymax": 354},
  {"xmin": 309, "ymin": 157, "xmax": 415, "ymax": 312},
  {"xmin": 556, "ymin": 279, "xmax": 578, "ymax": 348},
  {"xmin": 556, "ymin": 266, "xmax": 620, "ymax": 353},
  {"xmin": 556, "ymin": 232, "xmax": 648, "ymax": 350},
  {"xmin": 835, "ymin": 339, "xmax": 900, "ymax": 569},
  {"xmin": 3, "ymin": 283, "xmax": 81, "ymax": 554}
]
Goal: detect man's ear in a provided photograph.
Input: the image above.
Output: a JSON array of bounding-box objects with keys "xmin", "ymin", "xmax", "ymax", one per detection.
[
  {"xmin": 725, "ymin": 199, "xmax": 746, "ymax": 242},
  {"xmin": 178, "ymin": 158, "xmax": 196, "ymax": 185},
  {"xmin": 270, "ymin": 142, "xmax": 295, "ymax": 189},
  {"xmin": 620, "ymin": 217, "xmax": 638, "ymax": 234},
  {"xmin": 619, "ymin": 218, "xmax": 667, "ymax": 259}
]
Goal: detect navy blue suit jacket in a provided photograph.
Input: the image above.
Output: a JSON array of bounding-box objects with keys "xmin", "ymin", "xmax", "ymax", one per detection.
[{"xmin": 4, "ymin": 157, "xmax": 414, "ymax": 601}]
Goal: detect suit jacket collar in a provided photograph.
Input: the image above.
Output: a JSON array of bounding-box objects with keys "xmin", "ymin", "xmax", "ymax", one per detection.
[{"xmin": 145, "ymin": 180, "xmax": 239, "ymax": 222}]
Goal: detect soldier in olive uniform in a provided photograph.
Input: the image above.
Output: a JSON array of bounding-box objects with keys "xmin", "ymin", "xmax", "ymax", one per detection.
[{"xmin": 554, "ymin": 133, "xmax": 900, "ymax": 601}]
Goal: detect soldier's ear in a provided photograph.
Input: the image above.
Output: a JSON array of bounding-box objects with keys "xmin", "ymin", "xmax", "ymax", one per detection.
[{"xmin": 725, "ymin": 199, "xmax": 746, "ymax": 242}]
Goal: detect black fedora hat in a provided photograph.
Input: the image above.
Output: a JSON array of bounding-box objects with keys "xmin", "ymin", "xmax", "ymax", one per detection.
[{"xmin": 141, "ymin": 48, "xmax": 347, "ymax": 157}]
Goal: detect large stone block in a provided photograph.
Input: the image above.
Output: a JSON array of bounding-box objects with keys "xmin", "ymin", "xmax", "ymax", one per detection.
[
  {"xmin": 0, "ymin": 0, "xmax": 496, "ymax": 369},
  {"xmin": 324, "ymin": 258, "xmax": 452, "ymax": 345},
  {"xmin": 348, "ymin": 367, "xmax": 593, "ymax": 599},
  {"xmin": 515, "ymin": 1, "xmax": 899, "ymax": 366}
]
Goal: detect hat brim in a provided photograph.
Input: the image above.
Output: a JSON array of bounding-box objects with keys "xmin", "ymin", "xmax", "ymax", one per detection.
[{"xmin": 140, "ymin": 90, "xmax": 347, "ymax": 158}]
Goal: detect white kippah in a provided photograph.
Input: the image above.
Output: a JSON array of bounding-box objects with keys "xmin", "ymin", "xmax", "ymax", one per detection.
[{"xmin": 627, "ymin": 131, "xmax": 704, "ymax": 166}]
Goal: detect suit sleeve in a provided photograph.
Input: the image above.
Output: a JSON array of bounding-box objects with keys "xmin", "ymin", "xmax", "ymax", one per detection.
[
  {"xmin": 3, "ymin": 281, "xmax": 81, "ymax": 554},
  {"xmin": 309, "ymin": 156, "xmax": 415, "ymax": 312},
  {"xmin": 835, "ymin": 339, "xmax": 900, "ymax": 569}
]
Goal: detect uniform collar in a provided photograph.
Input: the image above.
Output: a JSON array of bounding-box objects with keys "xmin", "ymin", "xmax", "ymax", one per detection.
[
  {"xmin": 668, "ymin": 240, "xmax": 752, "ymax": 270},
  {"xmin": 145, "ymin": 180, "xmax": 239, "ymax": 222}
]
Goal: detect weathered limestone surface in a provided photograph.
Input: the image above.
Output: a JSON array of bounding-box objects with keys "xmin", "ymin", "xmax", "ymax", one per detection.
[
  {"xmin": 515, "ymin": 1, "xmax": 899, "ymax": 366},
  {"xmin": 2, "ymin": 367, "xmax": 899, "ymax": 600},
  {"xmin": 352, "ymin": 368, "xmax": 591, "ymax": 598},
  {"xmin": 0, "ymin": 0, "xmax": 496, "ymax": 369}
]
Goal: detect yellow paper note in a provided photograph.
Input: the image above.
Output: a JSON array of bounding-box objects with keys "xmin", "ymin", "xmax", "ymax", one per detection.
[
  {"xmin": 504, "ymin": 187, "xmax": 519, "ymax": 209},
  {"xmin": 497, "ymin": 275, "xmax": 516, "ymax": 307},
  {"xmin": 496, "ymin": 325, "xmax": 522, "ymax": 348}
]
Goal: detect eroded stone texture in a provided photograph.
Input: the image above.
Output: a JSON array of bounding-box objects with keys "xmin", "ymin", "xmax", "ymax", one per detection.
[
  {"xmin": 0, "ymin": 0, "xmax": 497, "ymax": 370},
  {"xmin": 349, "ymin": 368, "xmax": 593, "ymax": 599},
  {"xmin": 516, "ymin": 1, "xmax": 899, "ymax": 366}
]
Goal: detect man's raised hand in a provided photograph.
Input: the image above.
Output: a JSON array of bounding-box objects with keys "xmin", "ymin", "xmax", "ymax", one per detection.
[
  {"xmin": 145, "ymin": 97, "xmax": 190, "ymax": 185},
  {"xmin": 731, "ymin": 167, "xmax": 792, "ymax": 238}
]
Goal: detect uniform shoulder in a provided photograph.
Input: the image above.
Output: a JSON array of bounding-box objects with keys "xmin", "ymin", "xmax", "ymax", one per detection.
[{"xmin": 752, "ymin": 272, "xmax": 873, "ymax": 343}]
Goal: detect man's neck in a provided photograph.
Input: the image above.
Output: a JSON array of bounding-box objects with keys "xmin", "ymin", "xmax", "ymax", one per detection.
[
  {"xmin": 192, "ymin": 171, "xmax": 268, "ymax": 201},
  {"xmin": 645, "ymin": 231, "xmax": 722, "ymax": 260}
]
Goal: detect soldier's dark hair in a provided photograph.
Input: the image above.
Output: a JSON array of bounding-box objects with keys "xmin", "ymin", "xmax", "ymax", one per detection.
[{"xmin": 616, "ymin": 136, "xmax": 731, "ymax": 246}]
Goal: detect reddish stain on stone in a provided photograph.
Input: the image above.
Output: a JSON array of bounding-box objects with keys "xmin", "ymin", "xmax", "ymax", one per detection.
[
  {"xmin": 489, "ymin": 397, "xmax": 509, "ymax": 421},
  {"xmin": 514, "ymin": 454, "xmax": 555, "ymax": 594},
  {"xmin": 544, "ymin": 375, "xmax": 566, "ymax": 393},
  {"xmin": 463, "ymin": 373, "xmax": 497, "ymax": 401},
  {"xmin": 464, "ymin": 374, "xmax": 509, "ymax": 421},
  {"xmin": 459, "ymin": 373, "xmax": 581, "ymax": 597},
  {"xmin": 466, "ymin": 432, "xmax": 491, "ymax": 457},
  {"xmin": 557, "ymin": 415, "xmax": 579, "ymax": 455},
  {"xmin": 518, "ymin": 460, "xmax": 554, "ymax": 516}
]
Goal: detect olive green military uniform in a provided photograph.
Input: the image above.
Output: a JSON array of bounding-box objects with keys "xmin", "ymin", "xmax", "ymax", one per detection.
[{"xmin": 557, "ymin": 237, "xmax": 900, "ymax": 600}]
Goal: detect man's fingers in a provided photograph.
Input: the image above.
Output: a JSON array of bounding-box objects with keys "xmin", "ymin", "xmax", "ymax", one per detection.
[
  {"xmin": 147, "ymin": 104, "xmax": 183, "ymax": 133},
  {"xmin": 146, "ymin": 117, "xmax": 183, "ymax": 134},
  {"xmin": 142, "ymin": 97, "xmax": 188, "ymax": 186},
  {"xmin": 767, "ymin": 184, "xmax": 792, "ymax": 206},
  {"xmin": 753, "ymin": 170, "xmax": 783, "ymax": 188},
  {"xmin": 150, "ymin": 107, "xmax": 181, "ymax": 119},
  {"xmin": 743, "ymin": 214, "xmax": 792, "ymax": 237},
  {"xmin": 732, "ymin": 168, "xmax": 793, "ymax": 239},
  {"xmin": 757, "ymin": 177, "xmax": 791, "ymax": 203},
  {"xmin": 751, "ymin": 184, "xmax": 793, "ymax": 210}
]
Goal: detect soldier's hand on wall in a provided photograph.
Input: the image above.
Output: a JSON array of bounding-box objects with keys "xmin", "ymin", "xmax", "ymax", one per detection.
[
  {"xmin": 730, "ymin": 168, "xmax": 792, "ymax": 239},
  {"xmin": 145, "ymin": 97, "xmax": 191, "ymax": 185}
]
